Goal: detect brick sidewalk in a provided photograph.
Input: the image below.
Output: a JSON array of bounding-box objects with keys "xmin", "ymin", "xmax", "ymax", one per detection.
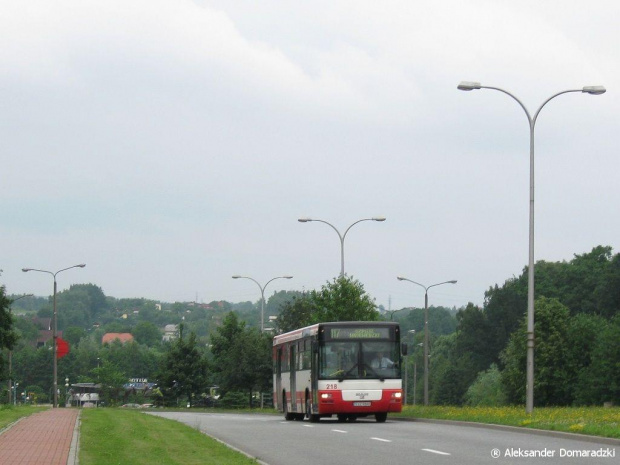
[{"xmin": 0, "ymin": 409, "xmax": 79, "ymax": 465}]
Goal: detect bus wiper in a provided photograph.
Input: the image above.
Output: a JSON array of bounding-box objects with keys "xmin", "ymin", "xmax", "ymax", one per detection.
[
  {"xmin": 340, "ymin": 363, "xmax": 359, "ymax": 381},
  {"xmin": 362, "ymin": 363, "xmax": 382, "ymax": 379}
]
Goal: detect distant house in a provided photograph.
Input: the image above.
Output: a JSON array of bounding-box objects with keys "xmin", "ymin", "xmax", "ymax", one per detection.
[
  {"xmin": 68, "ymin": 383, "xmax": 101, "ymax": 407},
  {"xmin": 31, "ymin": 317, "xmax": 62, "ymax": 348},
  {"xmin": 102, "ymin": 333, "xmax": 134, "ymax": 345},
  {"xmin": 162, "ymin": 324, "xmax": 178, "ymax": 342}
]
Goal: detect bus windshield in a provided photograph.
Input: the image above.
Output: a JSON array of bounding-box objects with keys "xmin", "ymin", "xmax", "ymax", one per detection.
[{"xmin": 319, "ymin": 341, "xmax": 400, "ymax": 380}]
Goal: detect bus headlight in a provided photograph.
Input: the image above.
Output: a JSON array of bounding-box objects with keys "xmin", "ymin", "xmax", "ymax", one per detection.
[
  {"xmin": 321, "ymin": 393, "xmax": 332, "ymax": 399},
  {"xmin": 392, "ymin": 392, "xmax": 402, "ymax": 399}
]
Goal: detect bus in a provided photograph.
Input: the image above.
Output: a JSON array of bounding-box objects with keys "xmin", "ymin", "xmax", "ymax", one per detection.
[{"xmin": 273, "ymin": 321, "xmax": 405, "ymax": 423}]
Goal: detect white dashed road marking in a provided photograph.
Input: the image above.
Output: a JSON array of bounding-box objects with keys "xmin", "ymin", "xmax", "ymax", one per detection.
[
  {"xmin": 422, "ymin": 448, "xmax": 451, "ymax": 456},
  {"xmin": 371, "ymin": 437, "xmax": 392, "ymax": 443}
]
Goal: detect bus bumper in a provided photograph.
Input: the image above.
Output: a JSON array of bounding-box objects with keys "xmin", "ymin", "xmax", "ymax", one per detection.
[{"xmin": 317, "ymin": 389, "xmax": 402, "ymax": 414}]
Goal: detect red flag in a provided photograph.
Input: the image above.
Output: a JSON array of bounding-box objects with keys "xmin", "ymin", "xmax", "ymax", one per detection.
[{"xmin": 56, "ymin": 337, "xmax": 70, "ymax": 359}]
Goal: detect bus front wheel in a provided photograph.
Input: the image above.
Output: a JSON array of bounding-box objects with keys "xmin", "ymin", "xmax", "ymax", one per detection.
[{"xmin": 375, "ymin": 413, "xmax": 387, "ymax": 423}]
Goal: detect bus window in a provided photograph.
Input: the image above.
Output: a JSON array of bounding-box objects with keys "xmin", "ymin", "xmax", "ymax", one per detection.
[
  {"xmin": 361, "ymin": 342, "xmax": 400, "ymax": 379},
  {"xmin": 281, "ymin": 345, "xmax": 289, "ymax": 372},
  {"xmin": 319, "ymin": 342, "xmax": 359, "ymax": 379}
]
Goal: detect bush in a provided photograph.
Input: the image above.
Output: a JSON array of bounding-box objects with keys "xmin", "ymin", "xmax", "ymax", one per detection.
[
  {"xmin": 464, "ymin": 364, "xmax": 507, "ymax": 407},
  {"xmin": 219, "ymin": 391, "xmax": 248, "ymax": 409}
]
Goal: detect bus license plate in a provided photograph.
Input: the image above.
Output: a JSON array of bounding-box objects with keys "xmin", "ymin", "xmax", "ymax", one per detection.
[{"xmin": 353, "ymin": 401, "xmax": 371, "ymax": 407}]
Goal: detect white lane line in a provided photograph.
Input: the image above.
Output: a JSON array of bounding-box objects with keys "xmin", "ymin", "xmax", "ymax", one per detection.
[
  {"xmin": 303, "ymin": 424, "xmax": 314, "ymax": 428},
  {"xmin": 331, "ymin": 429, "xmax": 348, "ymax": 433},
  {"xmin": 422, "ymin": 448, "xmax": 451, "ymax": 456},
  {"xmin": 371, "ymin": 437, "xmax": 392, "ymax": 443}
]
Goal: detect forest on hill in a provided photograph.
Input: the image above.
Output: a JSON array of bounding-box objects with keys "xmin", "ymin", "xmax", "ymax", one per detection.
[{"xmin": 1, "ymin": 245, "xmax": 619, "ymax": 407}]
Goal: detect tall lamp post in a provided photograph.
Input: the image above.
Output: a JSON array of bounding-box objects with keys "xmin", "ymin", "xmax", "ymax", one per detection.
[
  {"xmin": 22, "ymin": 264, "xmax": 86, "ymax": 408},
  {"xmin": 298, "ymin": 217, "xmax": 386, "ymax": 276},
  {"xmin": 397, "ymin": 277, "xmax": 457, "ymax": 405},
  {"xmin": 458, "ymin": 81, "xmax": 605, "ymax": 413},
  {"xmin": 232, "ymin": 275, "xmax": 293, "ymax": 331}
]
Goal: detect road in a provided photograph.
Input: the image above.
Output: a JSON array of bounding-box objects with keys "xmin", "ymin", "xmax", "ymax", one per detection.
[{"xmin": 148, "ymin": 412, "xmax": 618, "ymax": 465}]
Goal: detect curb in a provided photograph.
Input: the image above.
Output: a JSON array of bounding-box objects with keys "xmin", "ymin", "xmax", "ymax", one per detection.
[
  {"xmin": 0, "ymin": 416, "xmax": 25, "ymax": 437},
  {"xmin": 67, "ymin": 409, "xmax": 81, "ymax": 465},
  {"xmin": 393, "ymin": 417, "xmax": 620, "ymax": 446}
]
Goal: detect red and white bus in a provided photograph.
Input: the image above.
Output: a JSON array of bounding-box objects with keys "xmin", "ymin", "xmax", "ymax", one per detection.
[{"xmin": 273, "ymin": 321, "xmax": 404, "ymax": 423}]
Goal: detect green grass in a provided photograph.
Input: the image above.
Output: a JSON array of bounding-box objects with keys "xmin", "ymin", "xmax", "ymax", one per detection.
[
  {"xmin": 0, "ymin": 405, "xmax": 48, "ymax": 430},
  {"xmin": 80, "ymin": 408, "xmax": 259, "ymax": 465},
  {"xmin": 394, "ymin": 405, "xmax": 620, "ymax": 439}
]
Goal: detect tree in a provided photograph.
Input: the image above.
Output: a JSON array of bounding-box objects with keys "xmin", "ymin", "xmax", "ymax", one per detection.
[
  {"xmin": 274, "ymin": 295, "xmax": 315, "ymax": 333},
  {"xmin": 157, "ymin": 326, "xmax": 209, "ymax": 407},
  {"xmin": 0, "ymin": 285, "xmax": 18, "ymax": 376},
  {"xmin": 92, "ymin": 360, "xmax": 127, "ymax": 405},
  {"xmin": 574, "ymin": 314, "xmax": 620, "ymax": 404},
  {"xmin": 464, "ymin": 364, "xmax": 507, "ymax": 407},
  {"xmin": 210, "ymin": 312, "xmax": 272, "ymax": 407},
  {"xmin": 63, "ymin": 326, "xmax": 86, "ymax": 348},
  {"xmin": 309, "ymin": 275, "xmax": 380, "ymax": 323},
  {"xmin": 132, "ymin": 321, "xmax": 162, "ymax": 347},
  {"xmin": 501, "ymin": 298, "xmax": 572, "ymax": 406}
]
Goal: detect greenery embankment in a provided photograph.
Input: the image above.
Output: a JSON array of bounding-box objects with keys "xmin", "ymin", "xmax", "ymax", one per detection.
[
  {"xmin": 0, "ymin": 405, "xmax": 47, "ymax": 430},
  {"xmin": 394, "ymin": 405, "xmax": 620, "ymax": 439},
  {"xmin": 79, "ymin": 408, "xmax": 257, "ymax": 465}
]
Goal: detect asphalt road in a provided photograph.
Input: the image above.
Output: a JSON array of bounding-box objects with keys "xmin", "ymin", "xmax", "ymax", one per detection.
[{"xmin": 148, "ymin": 412, "xmax": 618, "ymax": 465}]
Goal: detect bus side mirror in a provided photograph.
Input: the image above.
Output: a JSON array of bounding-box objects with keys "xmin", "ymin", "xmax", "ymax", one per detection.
[
  {"xmin": 312, "ymin": 341, "xmax": 319, "ymax": 354},
  {"xmin": 401, "ymin": 342, "xmax": 408, "ymax": 356}
]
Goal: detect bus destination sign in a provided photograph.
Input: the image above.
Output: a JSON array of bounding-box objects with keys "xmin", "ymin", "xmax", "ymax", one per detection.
[{"xmin": 328, "ymin": 327, "xmax": 390, "ymax": 339}]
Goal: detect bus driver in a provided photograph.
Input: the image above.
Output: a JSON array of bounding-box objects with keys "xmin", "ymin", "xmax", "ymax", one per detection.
[{"xmin": 371, "ymin": 352, "xmax": 394, "ymax": 369}]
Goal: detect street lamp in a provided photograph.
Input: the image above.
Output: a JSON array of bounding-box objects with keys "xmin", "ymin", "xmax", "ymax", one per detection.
[
  {"xmin": 232, "ymin": 275, "xmax": 293, "ymax": 331},
  {"xmin": 298, "ymin": 217, "xmax": 386, "ymax": 277},
  {"xmin": 65, "ymin": 377, "xmax": 70, "ymax": 407},
  {"xmin": 22, "ymin": 264, "xmax": 86, "ymax": 408},
  {"xmin": 397, "ymin": 277, "xmax": 457, "ymax": 405},
  {"xmin": 458, "ymin": 81, "xmax": 605, "ymax": 413}
]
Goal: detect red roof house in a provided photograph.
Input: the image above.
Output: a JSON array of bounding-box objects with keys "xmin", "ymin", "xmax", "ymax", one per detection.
[{"xmin": 102, "ymin": 333, "xmax": 134, "ymax": 345}]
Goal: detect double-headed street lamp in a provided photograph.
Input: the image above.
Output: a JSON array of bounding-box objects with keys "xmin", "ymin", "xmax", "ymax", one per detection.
[
  {"xmin": 298, "ymin": 217, "xmax": 386, "ymax": 276},
  {"xmin": 232, "ymin": 275, "xmax": 293, "ymax": 332},
  {"xmin": 397, "ymin": 277, "xmax": 457, "ymax": 406},
  {"xmin": 458, "ymin": 81, "xmax": 605, "ymax": 413},
  {"xmin": 22, "ymin": 264, "xmax": 86, "ymax": 408}
]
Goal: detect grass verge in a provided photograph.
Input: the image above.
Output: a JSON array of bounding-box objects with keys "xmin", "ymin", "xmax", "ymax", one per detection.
[
  {"xmin": 0, "ymin": 405, "xmax": 48, "ymax": 430},
  {"xmin": 394, "ymin": 405, "xmax": 620, "ymax": 439},
  {"xmin": 80, "ymin": 408, "xmax": 259, "ymax": 465}
]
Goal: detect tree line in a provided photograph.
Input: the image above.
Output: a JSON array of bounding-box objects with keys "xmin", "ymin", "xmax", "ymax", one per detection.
[
  {"xmin": 422, "ymin": 245, "xmax": 620, "ymax": 406},
  {"xmin": 2, "ymin": 246, "xmax": 619, "ymax": 407}
]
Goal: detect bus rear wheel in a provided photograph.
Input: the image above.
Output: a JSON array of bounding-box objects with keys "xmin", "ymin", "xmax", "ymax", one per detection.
[
  {"xmin": 283, "ymin": 394, "xmax": 295, "ymax": 421},
  {"xmin": 305, "ymin": 399, "xmax": 320, "ymax": 423},
  {"xmin": 375, "ymin": 413, "xmax": 387, "ymax": 423}
]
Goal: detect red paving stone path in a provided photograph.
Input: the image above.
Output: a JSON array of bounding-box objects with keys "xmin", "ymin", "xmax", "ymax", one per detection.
[{"xmin": 0, "ymin": 408, "xmax": 79, "ymax": 465}]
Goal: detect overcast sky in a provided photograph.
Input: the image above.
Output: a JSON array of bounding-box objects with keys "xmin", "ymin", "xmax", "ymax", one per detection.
[{"xmin": 1, "ymin": 1, "xmax": 618, "ymax": 311}]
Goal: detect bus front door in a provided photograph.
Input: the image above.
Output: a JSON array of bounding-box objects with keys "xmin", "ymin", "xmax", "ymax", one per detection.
[
  {"xmin": 289, "ymin": 344, "xmax": 297, "ymax": 412},
  {"xmin": 276, "ymin": 347, "xmax": 282, "ymax": 411}
]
